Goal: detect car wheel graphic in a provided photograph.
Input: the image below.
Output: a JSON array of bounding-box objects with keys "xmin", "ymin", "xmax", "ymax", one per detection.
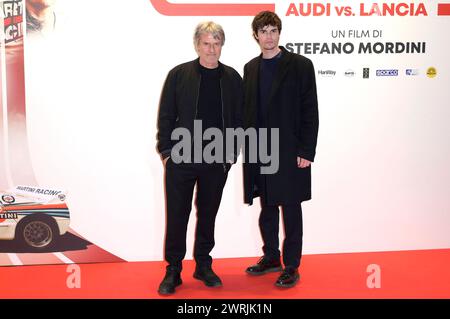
[{"xmin": 16, "ymin": 217, "xmax": 58, "ymax": 251}]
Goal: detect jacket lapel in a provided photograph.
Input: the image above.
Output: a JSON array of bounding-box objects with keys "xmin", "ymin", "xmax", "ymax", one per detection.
[{"xmin": 266, "ymin": 48, "xmax": 293, "ymax": 109}]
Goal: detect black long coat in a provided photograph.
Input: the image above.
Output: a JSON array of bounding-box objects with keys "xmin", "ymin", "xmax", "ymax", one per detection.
[{"xmin": 243, "ymin": 47, "xmax": 319, "ymax": 205}]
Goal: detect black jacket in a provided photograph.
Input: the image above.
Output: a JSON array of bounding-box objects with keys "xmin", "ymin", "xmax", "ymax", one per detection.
[
  {"xmin": 157, "ymin": 58, "xmax": 243, "ymax": 163},
  {"xmin": 243, "ymin": 47, "xmax": 319, "ymax": 205}
]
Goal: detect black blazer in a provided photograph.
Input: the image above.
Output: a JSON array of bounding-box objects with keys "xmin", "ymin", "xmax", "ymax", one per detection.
[
  {"xmin": 243, "ymin": 46, "xmax": 319, "ymax": 205},
  {"xmin": 157, "ymin": 58, "xmax": 243, "ymax": 163}
]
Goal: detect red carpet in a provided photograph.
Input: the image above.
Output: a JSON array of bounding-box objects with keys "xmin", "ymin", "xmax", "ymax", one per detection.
[{"xmin": 1, "ymin": 249, "xmax": 449, "ymax": 299}]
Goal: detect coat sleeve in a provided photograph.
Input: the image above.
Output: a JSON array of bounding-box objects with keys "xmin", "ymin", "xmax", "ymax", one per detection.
[
  {"xmin": 156, "ymin": 68, "xmax": 178, "ymax": 159},
  {"xmin": 296, "ymin": 58, "xmax": 319, "ymax": 162}
]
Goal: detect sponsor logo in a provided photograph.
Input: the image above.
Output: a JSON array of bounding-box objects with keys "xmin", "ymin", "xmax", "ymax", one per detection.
[
  {"xmin": 1, "ymin": 195, "xmax": 15, "ymax": 204},
  {"xmin": 58, "ymin": 194, "xmax": 66, "ymax": 202},
  {"xmin": 360, "ymin": 3, "xmax": 428, "ymax": 17},
  {"xmin": 344, "ymin": 69, "xmax": 355, "ymax": 77},
  {"xmin": 15, "ymin": 186, "xmax": 61, "ymax": 196},
  {"xmin": 406, "ymin": 69, "xmax": 419, "ymax": 76},
  {"xmin": 426, "ymin": 67, "xmax": 437, "ymax": 78},
  {"xmin": 363, "ymin": 68, "xmax": 370, "ymax": 78},
  {"xmin": 376, "ymin": 69, "xmax": 398, "ymax": 76},
  {"xmin": 286, "ymin": 3, "xmax": 429, "ymax": 17},
  {"xmin": 0, "ymin": 212, "xmax": 18, "ymax": 219},
  {"xmin": 318, "ymin": 70, "xmax": 336, "ymax": 77},
  {"xmin": 2, "ymin": 0, "xmax": 24, "ymax": 43}
]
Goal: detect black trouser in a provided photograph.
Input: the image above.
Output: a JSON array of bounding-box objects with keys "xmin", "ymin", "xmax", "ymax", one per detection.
[
  {"xmin": 259, "ymin": 199, "xmax": 303, "ymax": 269},
  {"xmin": 164, "ymin": 160, "xmax": 228, "ymax": 271}
]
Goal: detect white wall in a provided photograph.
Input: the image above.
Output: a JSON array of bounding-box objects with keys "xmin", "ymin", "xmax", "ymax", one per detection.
[{"xmin": 24, "ymin": 0, "xmax": 450, "ymax": 261}]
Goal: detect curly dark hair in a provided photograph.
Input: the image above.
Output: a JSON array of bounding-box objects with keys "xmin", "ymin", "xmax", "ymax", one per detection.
[{"xmin": 251, "ymin": 11, "xmax": 282, "ymax": 42}]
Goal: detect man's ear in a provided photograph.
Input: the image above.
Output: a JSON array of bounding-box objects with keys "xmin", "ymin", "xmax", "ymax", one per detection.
[{"xmin": 253, "ymin": 32, "xmax": 258, "ymax": 41}]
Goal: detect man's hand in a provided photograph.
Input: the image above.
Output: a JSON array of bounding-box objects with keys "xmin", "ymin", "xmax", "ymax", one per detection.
[{"xmin": 297, "ymin": 157, "xmax": 311, "ymax": 168}]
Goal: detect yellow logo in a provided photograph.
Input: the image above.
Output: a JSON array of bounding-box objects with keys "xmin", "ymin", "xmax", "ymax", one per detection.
[{"xmin": 426, "ymin": 67, "xmax": 437, "ymax": 78}]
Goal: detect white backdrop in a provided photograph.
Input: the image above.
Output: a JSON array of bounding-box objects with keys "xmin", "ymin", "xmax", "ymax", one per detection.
[{"xmin": 23, "ymin": 0, "xmax": 450, "ymax": 261}]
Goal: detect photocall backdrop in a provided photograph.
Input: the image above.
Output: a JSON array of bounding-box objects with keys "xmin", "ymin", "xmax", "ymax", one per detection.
[{"xmin": 1, "ymin": 0, "xmax": 449, "ymax": 265}]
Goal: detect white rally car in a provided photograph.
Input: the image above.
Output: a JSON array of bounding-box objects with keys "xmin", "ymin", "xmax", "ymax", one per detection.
[{"xmin": 0, "ymin": 185, "xmax": 70, "ymax": 251}]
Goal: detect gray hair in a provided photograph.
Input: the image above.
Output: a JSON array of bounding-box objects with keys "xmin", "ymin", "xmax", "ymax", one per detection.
[{"xmin": 193, "ymin": 21, "xmax": 225, "ymax": 46}]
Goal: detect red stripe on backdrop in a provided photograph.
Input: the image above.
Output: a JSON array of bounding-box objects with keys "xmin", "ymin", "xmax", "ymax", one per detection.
[
  {"xmin": 15, "ymin": 253, "xmax": 63, "ymax": 265},
  {"xmin": 149, "ymin": 0, "xmax": 275, "ymax": 16},
  {"xmin": 438, "ymin": 3, "xmax": 450, "ymax": 15}
]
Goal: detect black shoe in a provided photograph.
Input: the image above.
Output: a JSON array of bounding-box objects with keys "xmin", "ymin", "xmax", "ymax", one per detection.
[
  {"xmin": 158, "ymin": 267, "xmax": 182, "ymax": 295},
  {"xmin": 246, "ymin": 256, "xmax": 282, "ymax": 276},
  {"xmin": 193, "ymin": 266, "xmax": 223, "ymax": 287},
  {"xmin": 275, "ymin": 268, "xmax": 300, "ymax": 288}
]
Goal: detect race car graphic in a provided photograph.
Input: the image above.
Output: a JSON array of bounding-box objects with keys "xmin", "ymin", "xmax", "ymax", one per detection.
[{"xmin": 0, "ymin": 185, "xmax": 70, "ymax": 251}]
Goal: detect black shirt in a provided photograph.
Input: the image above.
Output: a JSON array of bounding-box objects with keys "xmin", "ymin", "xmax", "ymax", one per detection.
[
  {"xmin": 197, "ymin": 64, "xmax": 222, "ymax": 131},
  {"xmin": 195, "ymin": 64, "xmax": 222, "ymax": 160}
]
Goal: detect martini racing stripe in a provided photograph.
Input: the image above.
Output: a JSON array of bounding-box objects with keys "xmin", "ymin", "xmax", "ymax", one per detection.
[
  {"xmin": 6, "ymin": 209, "xmax": 70, "ymax": 218},
  {"xmin": 1, "ymin": 204, "xmax": 68, "ymax": 210}
]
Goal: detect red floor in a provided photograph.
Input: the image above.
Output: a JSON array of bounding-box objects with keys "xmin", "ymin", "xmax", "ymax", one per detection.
[{"xmin": 1, "ymin": 249, "xmax": 449, "ymax": 299}]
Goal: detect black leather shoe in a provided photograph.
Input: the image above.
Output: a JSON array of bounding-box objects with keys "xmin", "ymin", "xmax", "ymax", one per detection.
[
  {"xmin": 246, "ymin": 256, "xmax": 282, "ymax": 276},
  {"xmin": 275, "ymin": 268, "xmax": 300, "ymax": 288},
  {"xmin": 158, "ymin": 267, "xmax": 182, "ymax": 295},
  {"xmin": 193, "ymin": 266, "xmax": 223, "ymax": 287}
]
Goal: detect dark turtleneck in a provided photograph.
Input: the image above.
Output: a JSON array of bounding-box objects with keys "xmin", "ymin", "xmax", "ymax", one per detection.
[
  {"xmin": 258, "ymin": 50, "xmax": 282, "ymax": 127},
  {"xmin": 197, "ymin": 64, "xmax": 222, "ymax": 131}
]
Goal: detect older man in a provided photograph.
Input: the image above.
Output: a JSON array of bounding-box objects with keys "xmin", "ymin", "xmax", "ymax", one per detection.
[{"xmin": 156, "ymin": 21, "xmax": 243, "ymax": 295}]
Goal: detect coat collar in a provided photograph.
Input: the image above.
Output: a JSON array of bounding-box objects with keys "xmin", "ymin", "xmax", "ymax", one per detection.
[
  {"xmin": 263, "ymin": 46, "xmax": 293, "ymax": 106},
  {"xmin": 246, "ymin": 46, "xmax": 294, "ymax": 125}
]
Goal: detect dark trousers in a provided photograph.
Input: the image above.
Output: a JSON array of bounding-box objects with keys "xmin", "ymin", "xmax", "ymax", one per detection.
[
  {"xmin": 164, "ymin": 161, "xmax": 228, "ymax": 271},
  {"xmin": 259, "ymin": 200, "xmax": 303, "ymax": 269}
]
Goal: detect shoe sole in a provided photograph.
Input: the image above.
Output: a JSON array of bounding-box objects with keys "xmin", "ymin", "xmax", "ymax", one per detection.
[
  {"xmin": 245, "ymin": 266, "xmax": 282, "ymax": 276},
  {"xmin": 158, "ymin": 279, "xmax": 182, "ymax": 295},
  {"xmin": 193, "ymin": 273, "xmax": 223, "ymax": 287},
  {"xmin": 275, "ymin": 277, "xmax": 299, "ymax": 288}
]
